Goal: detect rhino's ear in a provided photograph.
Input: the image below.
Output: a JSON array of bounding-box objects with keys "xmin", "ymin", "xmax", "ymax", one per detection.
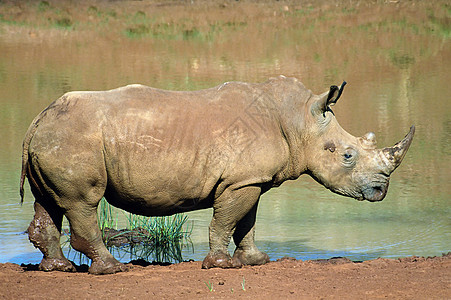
[
  {"xmin": 328, "ymin": 81, "xmax": 346, "ymax": 105},
  {"xmin": 311, "ymin": 81, "xmax": 347, "ymax": 117}
]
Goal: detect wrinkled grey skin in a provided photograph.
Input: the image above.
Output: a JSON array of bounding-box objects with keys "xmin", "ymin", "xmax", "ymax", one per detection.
[{"xmin": 20, "ymin": 76, "xmax": 414, "ymax": 274}]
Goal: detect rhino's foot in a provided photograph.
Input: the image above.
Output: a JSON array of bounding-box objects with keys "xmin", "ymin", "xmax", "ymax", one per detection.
[
  {"xmin": 233, "ymin": 249, "xmax": 270, "ymax": 266},
  {"xmin": 88, "ymin": 258, "xmax": 128, "ymax": 275},
  {"xmin": 39, "ymin": 257, "xmax": 76, "ymax": 272},
  {"xmin": 202, "ymin": 252, "xmax": 243, "ymax": 269}
]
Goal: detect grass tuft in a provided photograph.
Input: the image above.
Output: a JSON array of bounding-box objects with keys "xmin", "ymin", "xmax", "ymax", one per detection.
[
  {"xmin": 125, "ymin": 24, "xmax": 150, "ymax": 38},
  {"xmin": 38, "ymin": 1, "xmax": 50, "ymax": 12},
  {"xmin": 63, "ymin": 198, "xmax": 192, "ymax": 264},
  {"xmin": 123, "ymin": 211, "xmax": 193, "ymax": 263},
  {"xmin": 205, "ymin": 280, "xmax": 213, "ymax": 292},
  {"xmin": 183, "ymin": 27, "xmax": 201, "ymax": 40},
  {"xmin": 53, "ymin": 17, "xmax": 73, "ymax": 29},
  {"xmin": 389, "ymin": 51, "xmax": 415, "ymax": 69},
  {"xmin": 87, "ymin": 6, "xmax": 98, "ymax": 15}
]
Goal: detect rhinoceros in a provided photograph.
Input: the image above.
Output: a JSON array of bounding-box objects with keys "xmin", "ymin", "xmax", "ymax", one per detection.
[{"xmin": 20, "ymin": 76, "xmax": 414, "ymax": 274}]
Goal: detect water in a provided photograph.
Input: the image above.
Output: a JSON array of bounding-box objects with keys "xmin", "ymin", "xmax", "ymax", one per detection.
[{"xmin": 0, "ymin": 2, "xmax": 450, "ymax": 265}]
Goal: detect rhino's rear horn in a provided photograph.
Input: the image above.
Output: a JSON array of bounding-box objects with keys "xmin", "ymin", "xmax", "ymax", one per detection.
[{"xmin": 382, "ymin": 125, "xmax": 415, "ymax": 173}]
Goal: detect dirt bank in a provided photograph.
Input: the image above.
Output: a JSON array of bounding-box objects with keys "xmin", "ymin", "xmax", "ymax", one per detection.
[{"xmin": 0, "ymin": 254, "xmax": 450, "ymax": 299}]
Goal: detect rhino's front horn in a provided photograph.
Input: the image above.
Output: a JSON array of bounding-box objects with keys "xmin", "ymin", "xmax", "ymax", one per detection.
[{"xmin": 381, "ymin": 125, "xmax": 415, "ymax": 173}]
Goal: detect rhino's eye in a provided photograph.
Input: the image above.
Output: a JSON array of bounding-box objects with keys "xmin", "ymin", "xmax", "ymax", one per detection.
[{"xmin": 342, "ymin": 148, "xmax": 358, "ymax": 167}]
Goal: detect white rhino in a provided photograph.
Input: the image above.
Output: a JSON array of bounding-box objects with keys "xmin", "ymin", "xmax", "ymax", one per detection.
[{"xmin": 20, "ymin": 76, "xmax": 414, "ymax": 274}]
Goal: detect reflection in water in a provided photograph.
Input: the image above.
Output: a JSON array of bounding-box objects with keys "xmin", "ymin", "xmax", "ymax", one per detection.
[{"xmin": 0, "ymin": 1, "xmax": 450, "ymax": 264}]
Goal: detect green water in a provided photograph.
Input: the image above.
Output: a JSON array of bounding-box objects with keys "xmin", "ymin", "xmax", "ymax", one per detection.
[{"xmin": 0, "ymin": 3, "xmax": 450, "ymax": 264}]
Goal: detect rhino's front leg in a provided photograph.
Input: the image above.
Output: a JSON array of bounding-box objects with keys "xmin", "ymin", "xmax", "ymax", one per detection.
[
  {"xmin": 202, "ymin": 185, "xmax": 263, "ymax": 269},
  {"xmin": 232, "ymin": 200, "xmax": 270, "ymax": 265}
]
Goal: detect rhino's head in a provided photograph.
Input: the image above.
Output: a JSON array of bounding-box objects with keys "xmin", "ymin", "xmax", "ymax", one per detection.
[{"xmin": 303, "ymin": 82, "xmax": 414, "ymax": 201}]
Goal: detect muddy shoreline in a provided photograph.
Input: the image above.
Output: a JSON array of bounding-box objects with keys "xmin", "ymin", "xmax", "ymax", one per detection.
[{"xmin": 1, "ymin": 254, "xmax": 450, "ymax": 299}]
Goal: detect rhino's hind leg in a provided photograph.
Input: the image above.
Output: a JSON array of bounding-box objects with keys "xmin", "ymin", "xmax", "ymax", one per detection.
[
  {"xmin": 28, "ymin": 201, "xmax": 75, "ymax": 272},
  {"xmin": 202, "ymin": 185, "xmax": 263, "ymax": 269},
  {"xmin": 65, "ymin": 205, "xmax": 128, "ymax": 275},
  {"xmin": 232, "ymin": 201, "xmax": 270, "ymax": 266}
]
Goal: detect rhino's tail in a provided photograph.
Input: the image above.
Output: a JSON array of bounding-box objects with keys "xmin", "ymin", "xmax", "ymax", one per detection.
[{"xmin": 20, "ymin": 110, "xmax": 47, "ymax": 204}]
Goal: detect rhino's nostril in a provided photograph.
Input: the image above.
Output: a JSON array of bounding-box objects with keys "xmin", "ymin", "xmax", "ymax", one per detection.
[{"xmin": 373, "ymin": 186, "xmax": 383, "ymax": 197}]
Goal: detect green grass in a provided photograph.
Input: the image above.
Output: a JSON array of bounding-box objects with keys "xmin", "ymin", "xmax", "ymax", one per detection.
[
  {"xmin": 98, "ymin": 196, "xmax": 118, "ymax": 236},
  {"xmin": 125, "ymin": 24, "xmax": 150, "ymax": 38},
  {"xmin": 123, "ymin": 15, "xmax": 244, "ymax": 41},
  {"xmin": 342, "ymin": 7, "xmax": 357, "ymax": 14},
  {"xmin": 389, "ymin": 51, "xmax": 415, "ymax": 69},
  {"xmin": 0, "ymin": 14, "xmax": 28, "ymax": 27},
  {"xmin": 38, "ymin": 1, "xmax": 51, "ymax": 12},
  {"xmin": 427, "ymin": 11, "xmax": 451, "ymax": 38},
  {"xmin": 292, "ymin": 7, "xmax": 314, "ymax": 17},
  {"xmin": 63, "ymin": 198, "xmax": 192, "ymax": 265},
  {"xmin": 53, "ymin": 17, "xmax": 73, "ymax": 29},
  {"xmin": 124, "ymin": 210, "xmax": 193, "ymax": 263},
  {"xmin": 205, "ymin": 280, "xmax": 213, "ymax": 292}
]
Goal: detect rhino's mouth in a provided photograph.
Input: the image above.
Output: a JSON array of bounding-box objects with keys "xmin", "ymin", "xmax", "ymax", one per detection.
[{"xmin": 361, "ymin": 181, "xmax": 389, "ymax": 202}]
